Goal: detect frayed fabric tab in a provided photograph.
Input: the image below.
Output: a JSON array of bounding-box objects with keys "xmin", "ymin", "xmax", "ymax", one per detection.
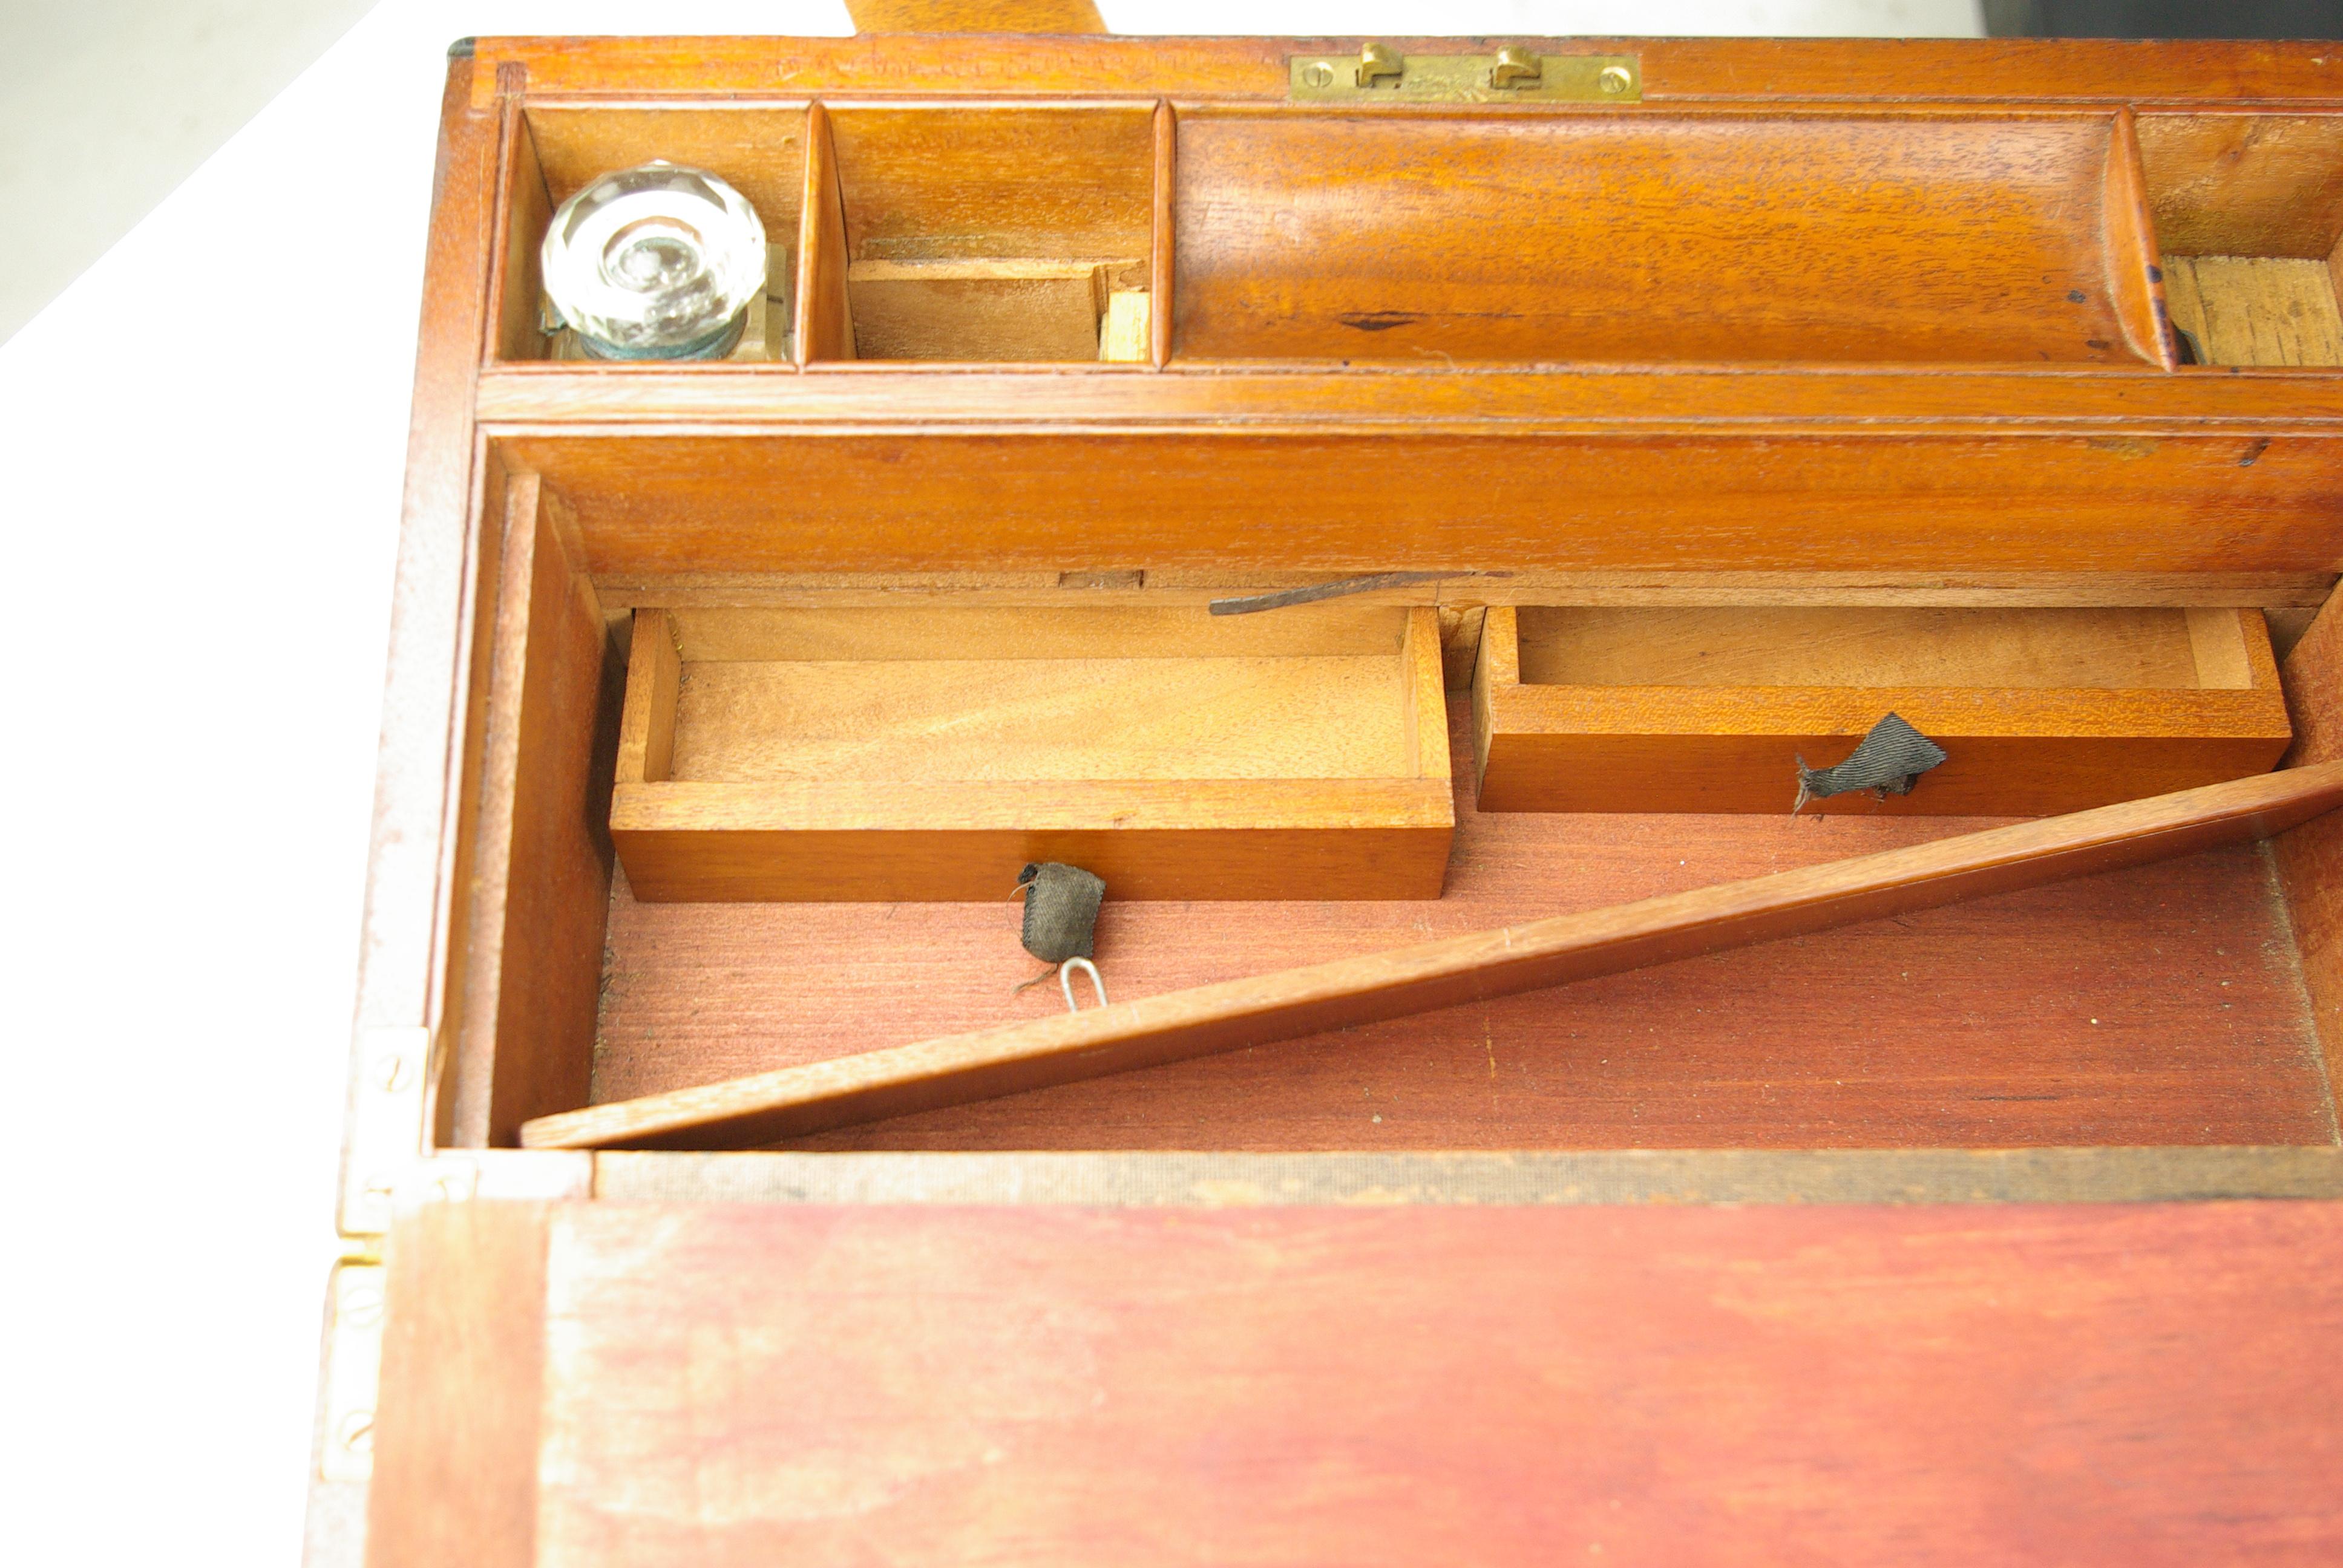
[
  {"xmin": 1794, "ymin": 714, "xmax": 1948, "ymax": 814},
  {"xmin": 1014, "ymin": 862, "xmax": 1106, "ymax": 963}
]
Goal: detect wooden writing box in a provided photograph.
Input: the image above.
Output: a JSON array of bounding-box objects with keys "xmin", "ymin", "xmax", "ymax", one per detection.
[
  {"xmin": 1474, "ymin": 605, "xmax": 2296, "ymax": 814},
  {"xmin": 322, "ymin": 25, "xmax": 2343, "ymax": 1568}
]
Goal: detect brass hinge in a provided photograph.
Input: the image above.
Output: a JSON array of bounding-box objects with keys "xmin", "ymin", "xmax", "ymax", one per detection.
[
  {"xmin": 338, "ymin": 1025, "xmax": 434, "ymax": 1240},
  {"xmin": 1290, "ymin": 46, "xmax": 1639, "ymax": 103},
  {"xmin": 318, "ymin": 1259, "xmax": 385, "ymax": 1481}
]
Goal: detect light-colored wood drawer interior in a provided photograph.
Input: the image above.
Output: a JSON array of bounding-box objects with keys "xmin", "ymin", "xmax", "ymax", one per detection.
[
  {"xmin": 1475, "ymin": 605, "xmax": 2293, "ymax": 815},
  {"xmin": 610, "ymin": 601, "xmax": 1454, "ymax": 901}
]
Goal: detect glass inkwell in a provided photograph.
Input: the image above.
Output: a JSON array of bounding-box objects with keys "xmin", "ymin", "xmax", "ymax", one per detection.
[{"xmin": 540, "ymin": 162, "xmax": 767, "ymax": 361}]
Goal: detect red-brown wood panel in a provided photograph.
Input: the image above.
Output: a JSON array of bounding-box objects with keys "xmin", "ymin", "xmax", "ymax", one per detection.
[
  {"xmin": 589, "ymin": 701, "xmax": 2333, "ymax": 1152},
  {"xmin": 366, "ymin": 1197, "xmax": 2343, "ymax": 1567}
]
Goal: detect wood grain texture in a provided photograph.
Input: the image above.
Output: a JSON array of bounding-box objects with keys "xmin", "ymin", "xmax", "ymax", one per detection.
[
  {"xmin": 368, "ymin": 1198, "xmax": 2343, "ymax": 1566},
  {"xmin": 1516, "ymin": 606, "xmax": 2229, "ymax": 690},
  {"xmin": 2138, "ymin": 113, "xmax": 2343, "ymax": 259},
  {"xmin": 2164, "ymin": 256, "xmax": 2343, "ymax": 367},
  {"xmin": 590, "ymin": 570, "xmax": 2335, "ymax": 612},
  {"xmin": 844, "ymin": 0, "xmax": 1106, "ymax": 32},
  {"xmin": 355, "ymin": 54, "xmax": 502, "ymax": 1142},
  {"xmin": 792, "ymin": 102, "xmax": 853, "ymax": 365},
  {"xmin": 2275, "ymin": 587, "xmax": 2343, "ymax": 1106},
  {"xmin": 1098, "ymin": 288, "xmax": 1148, "ymax": 362},
  {"xmin": 365, "ymin": 1199, "xmax": 549, "ymax": 1568},
  {"xmin": 591, "ymin": 1146, "xmax": 2343, "ymax": 1207},
  {"xmin": 453, "ymin": 477, "xmax": 624, "ymax": 1148},
  {"xmin": 574, "ymin": 693, "xmax": 2332, "ymax": 1154},
  {"xmin": 1149, "ymin": 100, "xmax": 1173, "ymax": 367},
  {"xmin": 522, "ymin": 106, "xmax": 810, "ymax": 228},
  {"xmin": 526, "ymin": 757, "xmax": 2343, "ymax": 1149},
  {"xmin": 483, "ymin": 36, "xmax": 2343, "ymax": 105},
  {"xmin": 500, "ymin": 431, "xmax": 2343, "ymax": 580},
  {"xmin": 490, "ymin": 109, "xmax": 552, "ymax": 364},
  {"xmin": 844, "ymin": 258, "xmax": 1116, "ymax": 361},
  {"xmin": 608, "ymin": 605, "xmax": 1453, "ymax": 901},
  {"xmin": 2103, "ymin": 107, "xmax": 2178, "ymax": 367},
  {"xmin": 1477, "ymin": 607, "xmax": 2294, "ymax": 816},
  {"xmin": 614, "ymin": 610, "xmax": 679, "ymax": 785},
  {"xmin": 1173, "ymin": 111, "xmax": 2158, "ymax": 364},
  {"xmin": 827, "ymin": 105, "xmax": 1153, "ymax": 263},
  {"xmin": 474, "ymin": 356, "xmax": 2343, "ymax": 428}
]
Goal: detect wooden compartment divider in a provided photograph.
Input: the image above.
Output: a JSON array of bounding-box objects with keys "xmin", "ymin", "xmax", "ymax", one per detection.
[
  {"xmin": 792, "ymin": 101, "xmax": 854, "ymax": 365},
  {"xmin": 1473, "ymin": 605, "xmax": 2293, "ymax": 815},
  {"xmin": 608, "ymin": 601, "xmax": 1455, "ymax": 901},
  {"xmin": 524, "ymin": 760, "xmax": 2343, "ymax": 1151}
]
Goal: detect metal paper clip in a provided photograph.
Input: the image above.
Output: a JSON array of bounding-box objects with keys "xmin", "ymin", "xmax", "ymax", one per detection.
[{"xmin": 1059, "ymin": 957, "xmax": 1108, "ymax": 1013}]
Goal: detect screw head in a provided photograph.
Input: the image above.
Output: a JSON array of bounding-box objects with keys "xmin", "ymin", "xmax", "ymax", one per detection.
[
  {"xmin": 1598, "ymin": 64, "xmax": 1632, "ymax": 94},
  {"xmin": 1300, "ymin": 61, "xmax": 1334, "ymax": 89}
]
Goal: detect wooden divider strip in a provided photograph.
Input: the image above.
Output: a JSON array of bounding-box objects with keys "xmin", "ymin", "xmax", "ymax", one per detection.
[
  {"xmin": 2104, "ymin": 106, "xmax": 2180, "ymax": 370},
  {"xmin": 792, "ymin": 101, "xmax": 853, "ymax": 364},
  {"xmin": 1150, "ymin": 99, "xmax": 1173, "ymax": 367},
  {"xmin": 522, "ymin": 762, "xmax": 2343, "ymax": 1150}
]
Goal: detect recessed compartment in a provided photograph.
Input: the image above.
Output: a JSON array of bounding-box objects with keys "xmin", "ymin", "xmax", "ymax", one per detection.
[
  {"xmin": 1473, "ymin": 606, "xmax": 2293, "ymax": 814},
  {"xmin": 496, "ymin": 105, "xmax": 810, "ymax": 362},
  {"xmin": 813, "ymin": 105, "xmax": 1157, "ymax": 362},
  {"xmin": 609, "ymin": 602, "xmax": 1454, "ymax": 901},
  {"xmin": 2140, "ymin": 114, "xmax": 2343, "ymax": 367},
  {"xmin": 1172, "ymin": 110, "xmax": 2166, "ymax": 364}
]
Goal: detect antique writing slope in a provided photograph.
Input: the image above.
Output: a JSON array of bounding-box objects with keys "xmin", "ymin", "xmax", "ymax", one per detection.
[{"xmin": 313, "ymin": 18, "xmax": 2343, "ymax": 1567}]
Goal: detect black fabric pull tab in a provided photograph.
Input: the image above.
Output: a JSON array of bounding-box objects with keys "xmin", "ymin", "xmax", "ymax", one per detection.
[
  {"xmin": 1794, "ymin": 713, "xmax": 1948, "ymax": 814},
  {"xmin": 1015, "ymin": 862, "xmax": 1106, "ymax": 962}
]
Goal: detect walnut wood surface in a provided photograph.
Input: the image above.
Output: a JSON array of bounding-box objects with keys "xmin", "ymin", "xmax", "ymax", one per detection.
[
  {"xmin": 1174, "ymin": 111, "xmax": 2160, "ymax": 365},
  {"xmin": 365, "ymin": 1198, "xmax": 2343, "ymax": 1566},
  {"xmin": 526, "ymin": 753, "xmax": 2343, "ymax": 1150}
]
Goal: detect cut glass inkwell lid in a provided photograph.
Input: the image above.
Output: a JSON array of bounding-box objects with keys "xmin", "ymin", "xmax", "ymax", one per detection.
[{"xmin": 541, "ymin": 162, "xmax": 765, "ymax": 360}]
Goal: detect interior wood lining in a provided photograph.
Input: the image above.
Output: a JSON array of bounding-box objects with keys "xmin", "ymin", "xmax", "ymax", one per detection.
[
  {"xmin": 1173, "ymin": 111, "xmax": 2160, "ymax": 364},
  {"xmin": 581, "ymin": 697, "xmax": 2335, "ymax": 1152},
  {"xmin": 1513, "ymin": 607, "xmax": 2236, "ymax": 691}
]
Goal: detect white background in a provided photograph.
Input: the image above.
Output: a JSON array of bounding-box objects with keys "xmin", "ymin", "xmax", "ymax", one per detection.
[{"xmin": 0, "ymin": 1, "xmax": 1979, "ymax": 1561}]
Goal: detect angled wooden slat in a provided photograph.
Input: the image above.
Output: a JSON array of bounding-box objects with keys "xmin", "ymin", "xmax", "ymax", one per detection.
[{"xmin": 522, "ymin": 762, "xmax": 2343, "ymax": 1151}]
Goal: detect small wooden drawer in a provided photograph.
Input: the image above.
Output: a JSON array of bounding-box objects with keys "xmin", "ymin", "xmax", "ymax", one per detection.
[
  {"xmin": 612, "ymin": 603, "xmax": 1454, "ymax": 900},
  {"xmin": 1473, "ymin": 606, "xmax": 2294, "ymax": 814}
]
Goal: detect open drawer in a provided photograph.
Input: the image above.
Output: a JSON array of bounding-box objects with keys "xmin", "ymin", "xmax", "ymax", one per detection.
[
  {"xmin": 611, "ymin": 602, "xmax": 1454, "ymax": 901},
  {"xmin": 1473, "ymin": 606, "xmax": 2295, "ymax": 814}
]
